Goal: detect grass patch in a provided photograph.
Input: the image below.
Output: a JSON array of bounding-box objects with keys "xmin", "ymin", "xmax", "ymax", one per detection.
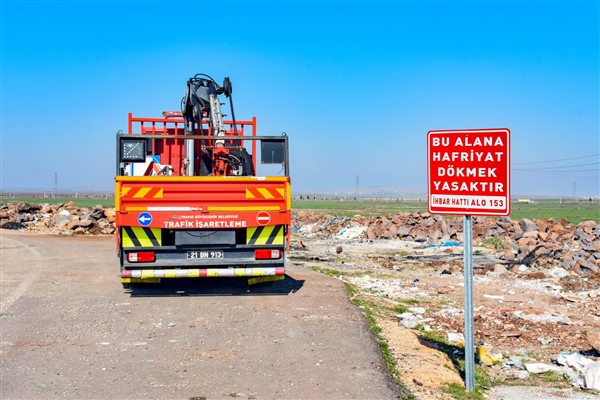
[
  {"xmin": 343, "ymin": 282, "xmax": 358, "ymax": 298},
  {"xmin": 420, "ymin": 329, "xmax": 496, "ymax": 399},
  {"xmin": 441, "ymin": 382, "xmax": 482, "ymax": 400},
  {"xmin": 538, "ymin": 371, "xmax": 569, "ymax": 386},
  {"xmin": 393, "ymin": 304, "xmax": 411, "ymax": 314},
  {"xmin": 481, "ymin": 236, "xmax": 509, "ymax": 250},
  {"xmin": 351, "ymin": 296, "xmax": 415, "ymax": 399},
  {"xmin": 0, "ymin": 312, "xmax": 10, "ymax": 318},
  {"xmin": 397, "ymin": 298, "xmax": 423, "ymax": 305},
  {"xmin": 311, "ymin": 266, "xmax": 341, "ymax": 277},
  {"xmin": 310, "ymin": 266, "xmax": 369, "ymax": 278}
]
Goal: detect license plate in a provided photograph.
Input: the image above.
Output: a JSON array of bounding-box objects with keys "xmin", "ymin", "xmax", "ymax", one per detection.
[{"xmin": 187, "ymin": 250, "xmax": 224, "ymax": 259}]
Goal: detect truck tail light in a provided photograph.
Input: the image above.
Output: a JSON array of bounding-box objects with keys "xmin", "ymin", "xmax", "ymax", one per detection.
[
  {"xmin": 255, "ymin": 249, "xmax": 282, "ymax": 260},
  {"xmin": 127, "ymin": 251, "xmax": 156, "ymax": 262}
]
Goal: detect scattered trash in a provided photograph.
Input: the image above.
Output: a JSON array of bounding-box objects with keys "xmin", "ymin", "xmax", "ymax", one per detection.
[
  {"xmin": 537, "ymin": 337, "xmax": 553, "ymax": 345},
  {"xmin": 334, "ymin": 226, "xmax": 366, "ymax": 240},
  {"xmin": 483, "ymin": 294, "xmax": 504, "ymax": 300},
  {"xmin": 477, "ymin": 346, "xmax": 502, "ymax": 366},
  {"xmin": 398, "ymin": 313, "xmax": 419, "ymax": 329},
  {"xmin": 447, "ymin": 332, "xmax": 465, "ymax": 344},
  {"xmin": 426, "ymin": 241, "xmax": 461, "ymax": 248},
  {"xmin": 556, "ymin": 351, "xmax": 600, "ymax": 391},
  {"xmin": 504, "ymin": 360, "xmax": 523, "ymax": 368}
]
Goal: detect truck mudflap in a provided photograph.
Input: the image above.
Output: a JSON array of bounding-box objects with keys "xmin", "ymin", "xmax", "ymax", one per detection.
[{"xmin": 121, "ymin": 266, "xmax": 285, "ymax": 280}]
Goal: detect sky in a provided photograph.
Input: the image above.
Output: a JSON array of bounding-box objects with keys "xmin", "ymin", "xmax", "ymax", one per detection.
[{"xmin": 1, "ymin": 0, "xmax": 599, "ymax": 197}]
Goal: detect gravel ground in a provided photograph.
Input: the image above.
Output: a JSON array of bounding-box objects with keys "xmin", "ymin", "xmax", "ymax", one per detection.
[{"xmin": 0, "ymin": 231, "xmax": 403, "ymax": 399}]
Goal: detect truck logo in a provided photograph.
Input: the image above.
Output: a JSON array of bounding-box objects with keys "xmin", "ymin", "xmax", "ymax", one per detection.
[
  {"xmin": 256, "ymin": 211, "xmax": 271, "ymax": 226},
  {"xmin": 138, "ymin": 212, "xmax": 153, "ymax": 227}
]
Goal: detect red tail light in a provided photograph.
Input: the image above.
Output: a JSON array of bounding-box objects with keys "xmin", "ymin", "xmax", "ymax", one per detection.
[
  {"xmin": 255, "ymin": 249, "xmax": 282, "ymax": 260},
  {"xmin": 127, "ymin": 251, "xmax": 156, "ymax": 262}
]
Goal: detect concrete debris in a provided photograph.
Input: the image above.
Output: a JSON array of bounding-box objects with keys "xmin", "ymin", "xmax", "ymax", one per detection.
[
  {"xmin": 587, "ymin": 331, "xmax": 600, "ymax": 353},
  {"xmin": 2, "ymin": 202, "xmax": 597, "ymax": 274},
  {"xmin": 447, "ymin": 332, "xmax": 465, "ymax": 344},
  {"xmin": 0, "ymin": 201, "xmax": 116, "ymax": 235},
  {"xmin": 512, "ymin": 310, "xmax": 573, "ymax": 325},
  {"xmin": 292, "ymin": 210, "xmax": 599, "ymax": 275},
  {"xmin": 524, "ymin": 362, "xmax": 559, "ymax": 374}
]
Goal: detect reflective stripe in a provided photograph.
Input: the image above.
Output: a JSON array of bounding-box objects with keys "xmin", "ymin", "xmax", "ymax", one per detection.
[
  {"xmin": 245, "ymin": 187, "xmax": 285, "ymax": 199},
  {"xmin": 121, "ymin": 187, "xmax": 164, "ymax": 199},
  {"xmin": 246, "ymin": 225, "xmax": 284, "ymax": 245},
  {"xmin": 122, "ymin": 227, "xmax": 162, "ymax": 248},
  {"xmin": 121, "ymin": 267, "xmax": 284, "ymax": 279}
]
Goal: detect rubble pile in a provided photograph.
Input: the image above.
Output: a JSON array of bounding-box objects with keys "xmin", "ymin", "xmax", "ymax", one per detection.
[
  {"xmin": 293, "ymin": 210, "xmax": 600, "ymax": 272},
  {"xmin": 1, "ymin": 203, "xmax": 598, "ymax": 273},
  {"xmin": 0, "ymin": 202, "xmax": 116, "ymax": 235}
]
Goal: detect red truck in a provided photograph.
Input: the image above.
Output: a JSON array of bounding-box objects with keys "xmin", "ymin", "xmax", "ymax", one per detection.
[{"xmin": 115, "ymin": 74, "xmax": 291, "ymax": 288}]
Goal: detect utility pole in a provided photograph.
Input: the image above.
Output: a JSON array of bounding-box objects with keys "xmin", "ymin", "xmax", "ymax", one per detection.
[{"xmin": 53, "ymin": 172, "xmax": 58, "ymax": 198}]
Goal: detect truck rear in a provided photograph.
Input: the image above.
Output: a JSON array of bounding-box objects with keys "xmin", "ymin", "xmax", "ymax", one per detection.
[{"xmin": 115, "ymin": 74, "xmax": 290, "ymax": 287}]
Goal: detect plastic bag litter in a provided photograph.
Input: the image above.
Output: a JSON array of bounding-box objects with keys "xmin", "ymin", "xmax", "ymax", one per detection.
[{"xmin": 556, "ymin": 351, "xmax": 600, "ymax": 391}]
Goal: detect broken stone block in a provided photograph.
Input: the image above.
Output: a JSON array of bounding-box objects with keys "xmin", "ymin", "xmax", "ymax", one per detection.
[{"xmin": 519, "ymin": 218, "xmax": 537, "ymax": 233}]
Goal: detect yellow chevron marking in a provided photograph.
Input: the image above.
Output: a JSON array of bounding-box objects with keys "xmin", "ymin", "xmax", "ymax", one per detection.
[
  {"xmin": 276, "ymin": 188, "xmax": 285, "ymax": 197},
  {"xmin": 154, "ymin": 188, "xmax": 164, "ymax": 198},
  {"xmin": 122, "ymin": 227, "xmax": 162, "ymax": 248},
  {"xmin": 133, "ymin": 187, "xmax": 152, "ymax": 198},
  {"xmin": 122, "ymin": 187, "xmax": 132, "ymax": 197},
  {"xmin": 245, "ymin": 188, "xmax": 256, "ymax": 199},
  {"xmin": 257, "ymin": 188, "xmax": 274, "ymax": 199},
  {"xmin": 247, "ymin": 225, "xmax": 284, "ymax": 245}
]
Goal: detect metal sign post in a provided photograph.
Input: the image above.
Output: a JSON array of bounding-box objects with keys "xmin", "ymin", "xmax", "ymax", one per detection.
[
  {"xmin": 427, "ymin": 128, "xmax": 511, "ymax": 393},
  {"xmin": 463, "ymin": 215, "xmax": 475, "ymax": 391}
]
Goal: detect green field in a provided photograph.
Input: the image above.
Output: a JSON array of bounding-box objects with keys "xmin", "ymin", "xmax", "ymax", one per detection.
[
  {"xmin": 1, "ymin": 197, "xmax": 598, "ymax": 224},
  {"xmin": 292, "ymin": 199, "xmax": 599, "ymax": 224},
  {"xmin": 0, "ymin": 197, "xmax": 114, "ymax": 208}
]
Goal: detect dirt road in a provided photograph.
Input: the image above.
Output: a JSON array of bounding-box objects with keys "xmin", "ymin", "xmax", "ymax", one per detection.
[{"xmin": 0, "ymin": 231, "xmax": 403, "ymax": 399}]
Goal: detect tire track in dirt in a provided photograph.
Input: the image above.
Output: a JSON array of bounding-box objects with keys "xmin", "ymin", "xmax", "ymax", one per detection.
[{"xmin": 0, "ymin": 234, "xmax": 42, "ymax": 313}]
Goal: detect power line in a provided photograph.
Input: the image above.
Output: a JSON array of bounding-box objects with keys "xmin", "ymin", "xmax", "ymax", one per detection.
[
  {"xmin": 513, "ymin": 170, "xmax": 598, "ymax": 180},
  {"xmin": 513, "ymin": 162, "xmax": 600, "ymax": 171},
  {"xmin": 513, "ymin": 154, "xmax": 599, "ymax": 165}
]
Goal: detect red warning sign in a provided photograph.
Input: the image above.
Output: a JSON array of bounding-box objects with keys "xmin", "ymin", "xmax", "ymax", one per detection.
[
  {"xmin": 427, "ymin": 129, "xmax": 510, "ymax": 216},
  {"xmin": 256, "ymin": 211, "xmax": 271, "ymax": 226}
]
